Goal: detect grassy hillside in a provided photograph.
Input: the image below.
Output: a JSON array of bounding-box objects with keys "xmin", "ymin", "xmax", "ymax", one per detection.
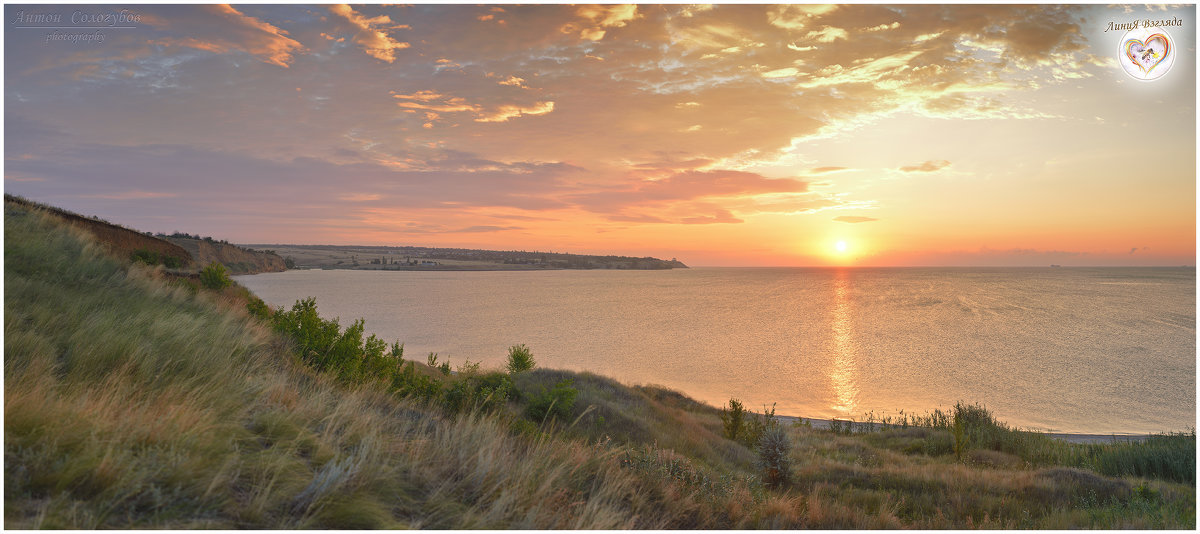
[
  {"xmin": 4, "ymin": 194, "xmax": 192, "ymax": 269},
  {"xmin": 165, "ymin": 235, "xmax": 287, "ymax": 274},
  {"xmin": 4, "ymin": 199, "xmax": 1195, "ymax": 528}
]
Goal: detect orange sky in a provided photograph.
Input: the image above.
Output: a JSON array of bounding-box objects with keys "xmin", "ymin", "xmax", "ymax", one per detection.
[{"xmin": 5, "ymin": 4, "xmax": 1196, "ymax": 266}]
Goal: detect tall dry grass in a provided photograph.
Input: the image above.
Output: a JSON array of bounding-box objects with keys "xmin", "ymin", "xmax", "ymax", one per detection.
[
  {"xmin": 5, "ymin": 198, "xmax": 1194, "ymax": 529},
  {"xmin": 2, "ymin": 198, "xmax": 723, "ymax": 529}
]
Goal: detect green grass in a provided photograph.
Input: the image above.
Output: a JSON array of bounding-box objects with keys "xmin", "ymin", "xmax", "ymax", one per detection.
[{"xmin": 4, "ymin": 198, "xmax": 1196, "ymax": 528}]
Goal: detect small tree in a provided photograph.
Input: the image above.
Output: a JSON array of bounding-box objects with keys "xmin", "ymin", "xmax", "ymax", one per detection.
[
  {"xmin": 200, "ymin": 262, "xmax": 232, "ymax": 290},
  {"xmin": 952, "ymin": 411, "xmax": 970, "ymax": 462},
  {"xmin": 721, "ymin": 398, "xmax": 747, "ymax": 442},
  {"xmin": 506, "ymin": 344, "xmax": 536, "ymax": 374}
]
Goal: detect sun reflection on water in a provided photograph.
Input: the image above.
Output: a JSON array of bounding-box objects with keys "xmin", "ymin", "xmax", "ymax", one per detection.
[{"xmin": 830, "ymin": 269, "xmax": 859, "ymax": 417}]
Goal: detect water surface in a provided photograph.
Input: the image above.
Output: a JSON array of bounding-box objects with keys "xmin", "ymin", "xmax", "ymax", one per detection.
[{"xmin": 236, "ymin": 267, "xmax": 1196, "ymax": 434}]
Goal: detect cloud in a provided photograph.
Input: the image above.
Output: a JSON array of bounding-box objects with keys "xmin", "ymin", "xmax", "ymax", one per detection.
[
  {"xmin": 392, "ymin": 90, "xmax": 554, "ymax": 124},
  {"xmin": 497, "ymin": 75, "xmax": 526, "ymax": 87},
  {"xmin": 475, "ymin": 101, "xmax": 556, "ymax": 123},
  {"xmin": 899, "ymin": 160, "xmax": 951, "ymax": 173},
  {"xmin": 330, "ymin": 4, "xmax": 410, "ymax": 62},
  {"xmin": 8, "ymin": 4, "xmax": 1170, "ymax": 251},
  {"xmin": 682, "ymin": 210, "xmax": 743, "ymax": 225},
  {"xmin": 452, "ymin": 225, "xmax": 524, "ymax": 233},
  {"xmin": 393, "ymin": 90, "xmax": 478, "ymax": 113},
  {"xmin": 804, "ymin": 26, "xmax": 849, "ymax": 43},
  {"xmin": 569, "ymin": 169, "xmax": 810, "ymax": 223},
  {"xmin": 568, "ymin": 4, "xmax": 639, "ymax": 40},
  {"xmin": 811, "ymin": 166, "xmax": 849, "ymax": 174},
  {"xmin": 834, "ymin": 216, "xmax": 878, "ymax": 223},
  {"xmin": 767, "ymin": 4, "xmax": 839, "ymax": 31},
  {"xmin": 149, "ymin": 4, "xmax": 304, "ymax": 67}
]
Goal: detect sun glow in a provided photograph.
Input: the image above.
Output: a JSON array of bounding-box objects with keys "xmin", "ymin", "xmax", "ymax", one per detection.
[{"xmin": 821, "ymin": 238, "xmax": 859, "ymax": 266}]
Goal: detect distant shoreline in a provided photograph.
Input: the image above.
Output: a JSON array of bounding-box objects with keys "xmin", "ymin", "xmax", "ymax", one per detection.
[{"xmin": 776, "ymin": 415, "xmax": 1156, "ymax": 444}]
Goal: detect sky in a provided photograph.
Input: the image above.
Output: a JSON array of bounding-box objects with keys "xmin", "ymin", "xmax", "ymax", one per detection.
[{"xmin": 4, "ymin": 3, "xmax": 1196, "ymax": 266}]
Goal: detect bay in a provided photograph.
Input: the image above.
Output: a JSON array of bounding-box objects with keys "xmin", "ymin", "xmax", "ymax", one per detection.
[{"xmin": 236, "ymin": 267, "xmax": 1196, "ymax": 434}]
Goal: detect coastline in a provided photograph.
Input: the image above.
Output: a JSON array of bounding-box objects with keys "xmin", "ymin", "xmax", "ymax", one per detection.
[{"xmin": 777, "ymin": 415, "xmax": 1154, "ymax": 444}]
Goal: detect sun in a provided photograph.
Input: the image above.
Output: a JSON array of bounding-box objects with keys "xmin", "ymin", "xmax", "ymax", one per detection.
[{"xmin": 835, "ymin": 240, "xmax": 848, "ymax": 253}]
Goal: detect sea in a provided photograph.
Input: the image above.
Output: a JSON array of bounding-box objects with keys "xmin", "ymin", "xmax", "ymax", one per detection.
[{"xmin": 235, "ymin": 267, "xmax": 1196, "ymax": 435}]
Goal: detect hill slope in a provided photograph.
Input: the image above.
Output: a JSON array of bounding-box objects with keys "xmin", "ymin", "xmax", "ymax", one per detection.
[
  {"xmin": 4, "ymin": 194, "xmax": 192, "ymax": 268},
  {"xmin": 4, "ymin": 198, "xmax": 1194, "ymax": 529},
  {"xmin": 165, "ymin": 236, "xmax": 287, "ymax": 274}
]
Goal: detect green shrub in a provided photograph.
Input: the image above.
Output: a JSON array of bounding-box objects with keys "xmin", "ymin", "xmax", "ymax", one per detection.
[
  {"xmin": 525, "ymin": 379, "xmax": 577, "ymax": 423},
  {"xmin": 423, "ymin": 352, "xmax": 450, "ymax": 375},
  {"xmin": 740, "ymin": 403, "xmax": 777, "ymax": 449},
  {"xmin": 457, "ymin": 359, "xmax": 481, "ymax": 376},
  {"xmin": 721, "ymin": 398, "xmax": 747, "ymax": 443},
  {"xmin": 246, "ymin": 295, "xmax": 271, "ymax": 320},
  {"xmin": 391, "ymin": 361, "xmax": 442, "ymax": 402},
  {"xmin": 506, "ymin": 344, "xmax": 536, "ymax": 374},
  {"xmin": 953, "ymin": 411, "xmax": 970, "ymax": 462},
  {"xmin": 757, "ymin": 425, "xmax": 792, "ymax": 489},
  {"xmin": 130, "ymin": 248, "xmax": 184, "ymax": 268},
  {"xmin": 199, "ymin": 262, "xmax": 232, "ymax": 290},
  {"xmin": 269, "ymin": 297, "xmax": 401, "ymax": 383},
  {"xmin": 131, "ymin": 248, "xmax": 158, "ymax": 265},
  {"xmin": 443, "ymin": 371, "xmax": 513, "ymax": 414}
]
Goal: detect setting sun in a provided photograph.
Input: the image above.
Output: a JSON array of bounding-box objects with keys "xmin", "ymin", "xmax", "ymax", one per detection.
[{"xmin": 835, "ymin": 240, "xmax": 848, "ymax": 253}]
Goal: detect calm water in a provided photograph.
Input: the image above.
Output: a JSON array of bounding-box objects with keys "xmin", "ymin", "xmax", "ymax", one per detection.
[{"xmin": 235, "ymin": 267, "xmax": 1196, "ymax": 434}]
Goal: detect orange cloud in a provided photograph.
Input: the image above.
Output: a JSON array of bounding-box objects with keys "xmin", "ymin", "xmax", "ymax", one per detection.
[
  {"xmin": 899, "ymin": 160, "xmax": 951, "ymax": 173},
  {"xmin": 475, "ymin": 102, "xmax": 555, "ymax": 123},
  {"xmin": 567, "ymin": 4, "xmax": 639, "ymax": 41},
  {"xmin": 150, "ymin": 4, "xmax": 303, "ymax": 67},
  {"xmin": 329, "ymin": 4, "xmax": 410, "ymax": 62},
  {"xmin": 392, "ymin": 91, "xmax": 478, "ymax": 113}
]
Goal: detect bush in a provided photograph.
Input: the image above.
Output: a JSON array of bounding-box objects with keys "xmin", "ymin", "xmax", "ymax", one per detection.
[
  {"xmin": 269, "ymin": 297, "xmax": 402, "ymax": 383},
  {"xmin": 525, "ymin": 379, "xmax": 577, "ymax": 423},
  {"xmin": 721, "ymin": 398, "xmax": 747, "ymax": 443},
  {"xmin": 246, "ymin": 296, "xmax": 271, "ymax": 320},
  {"xmin": 131, "ymin": 248, "xmax": 158, "ymax": 265},
  {"xmin": 457, "ymin": 359, "xmax": 481, "ymax": 376},
  {"xmin": 952, "ymin": 411, "xmax": 970, "ymax": 462},
  {"xmin": 721, "ymin": 399, "xmax": 778, "ymax": 448},
  {"xmin": 740, "ymin": 403, "xmax": 777, "ymax": 449},
  {"xmin": 506, "ymin": 344, "xmax": 536, "ymax": 374},
  {"xmin": 443, "ymin": 372, "xmax": 514, "ymax": 414},
  {"xmin": 199, "ymin": 262, "xmax": 232, "ymax": 290},
  {"xmin": 130, "ymin": 248, "xmax": 184, "ymax": 269},
  {"xmin": 757, "ymin": 425, "xmax": 792, "ymax": 489},
  {"xmin": 426, "ymin": 353, "xmax": 450, "ymax": 376},
  {"xmin": 391, "ymin": 361, "xmax": 442, "ymax": 402}
]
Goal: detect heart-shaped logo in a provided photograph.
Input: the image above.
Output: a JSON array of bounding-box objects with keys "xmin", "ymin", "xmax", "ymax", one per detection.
[{"xmin": 1124, "ymin": 33, "xmax": 1171, "ymax": 75}]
